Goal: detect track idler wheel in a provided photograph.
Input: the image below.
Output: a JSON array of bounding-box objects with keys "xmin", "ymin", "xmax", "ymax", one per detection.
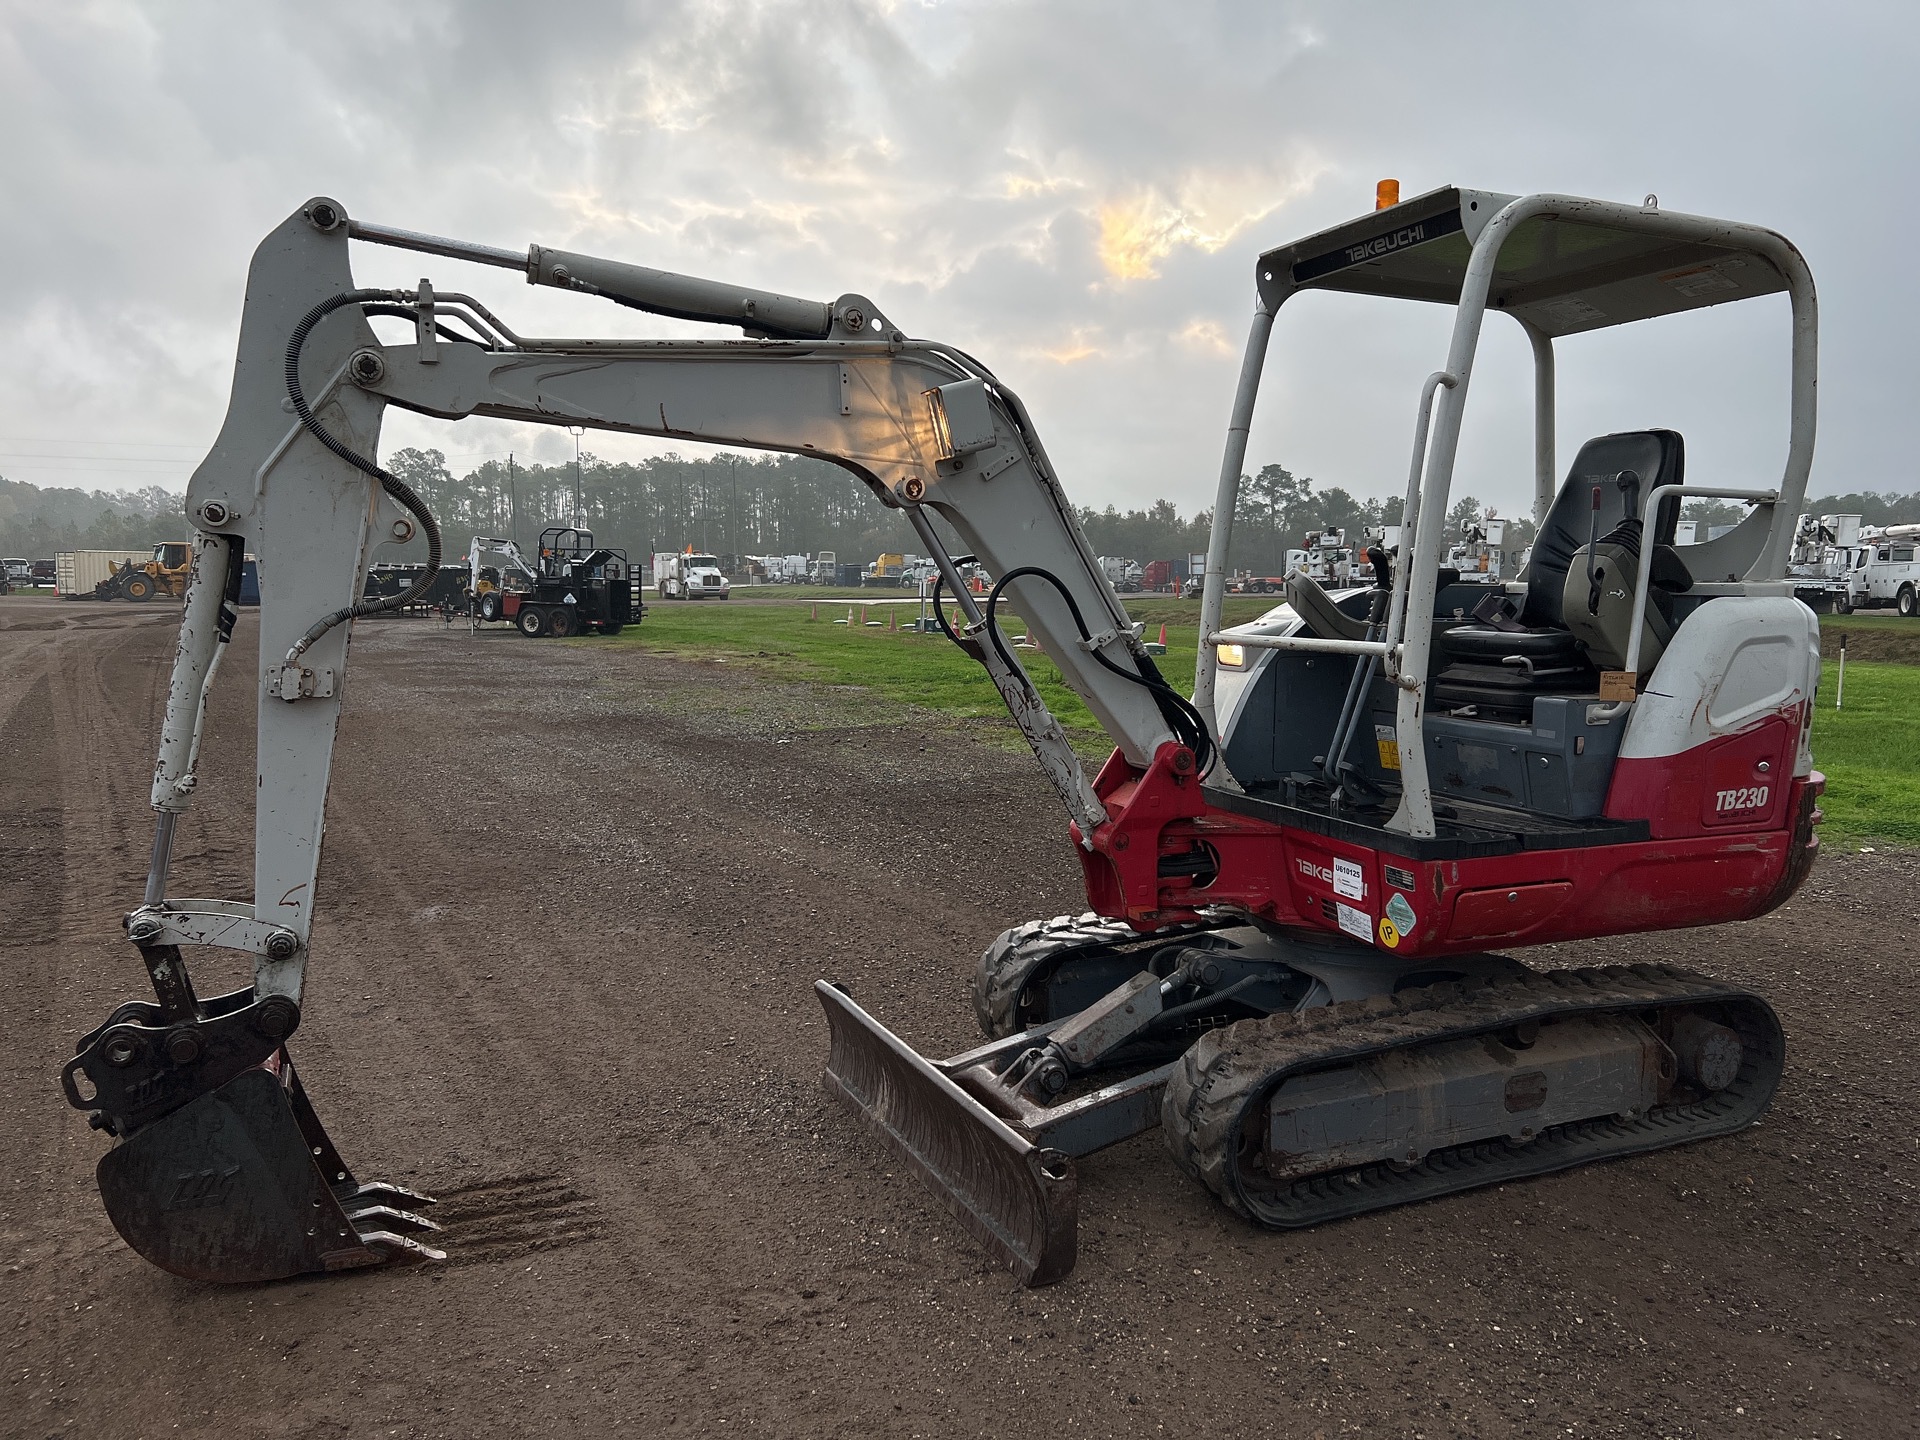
[{"xmin": 94, "ymin": 1052, "xmax": 442, "ymax": 1283}]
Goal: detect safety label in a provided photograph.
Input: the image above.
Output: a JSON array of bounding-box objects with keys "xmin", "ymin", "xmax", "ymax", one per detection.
[
  {"xmin": 1384, "ymin": 892, "xmax": 1417, "ymax": 934},
  {"xmin": 1374, "ymin": 724, "xmax": 1401, "ymax": 771},
  {"xmin": 1333, "ymin": 856, "xmax": 1365, "ymax": 901},
  {"xmin": 1335, "ymin": 901, "xmax": 1372, "ymax": 943}
]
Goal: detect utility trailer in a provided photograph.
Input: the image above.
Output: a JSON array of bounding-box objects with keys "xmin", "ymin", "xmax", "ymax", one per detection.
[{"xmin": 494, "ymin": 528, "xmax": 634, "ymax": 636}]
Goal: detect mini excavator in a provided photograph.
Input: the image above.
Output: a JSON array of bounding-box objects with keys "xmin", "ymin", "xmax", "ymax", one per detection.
[{"xmin": 64, "ymin": 186, "xmax": 1820, "ymax": 1285}]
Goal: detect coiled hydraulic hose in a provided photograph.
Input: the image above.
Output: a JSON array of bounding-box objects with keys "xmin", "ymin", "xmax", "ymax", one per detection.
[
  {"xmin": 927, "ymin": 555, "xmax": 978, "ymax": 645},
  {"xmin": 281, "ymin": 289, "xmax": 443, "ymax": 664},
  {"xmin": 980, "ymin": 565, "xmax": 1216, "ymax": 776}
]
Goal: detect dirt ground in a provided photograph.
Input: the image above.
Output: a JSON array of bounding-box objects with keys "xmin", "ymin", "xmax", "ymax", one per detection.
[{"xmin": 1, "ymin": 596, "xmax": 1915, "ymax": 1439}]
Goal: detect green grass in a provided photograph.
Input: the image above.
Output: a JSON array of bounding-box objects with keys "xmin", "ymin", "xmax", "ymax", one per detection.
[
  {"xmin": 1809, "ymin": 659, "xmax": 1920, "ymax": 846},
  {"xmin": 609, "ymin": 600, "xmax": 1218, "ymax": 753},
  {"xmin": 604, "ymin": 604, "xmax": 1919, "ymax": 848}
]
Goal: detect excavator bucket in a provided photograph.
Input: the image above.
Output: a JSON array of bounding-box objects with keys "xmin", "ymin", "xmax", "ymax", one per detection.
[
  {"xmin": 816, "ymin": 982, "xmax": 1078, "ymax": 1286},
  {"xmin": 94, "ymin": 1052, "xmax": 442, "ymax": 1283}
]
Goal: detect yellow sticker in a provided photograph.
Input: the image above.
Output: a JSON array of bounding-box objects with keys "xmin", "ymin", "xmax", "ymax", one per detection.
[
  {"xmin": 1374, "ymin": 724, "xmax": 1401, "ymax": 771},
  {"xmin": 1378, "ymin": 917, "xmax": 1401, "ymax": 949}
]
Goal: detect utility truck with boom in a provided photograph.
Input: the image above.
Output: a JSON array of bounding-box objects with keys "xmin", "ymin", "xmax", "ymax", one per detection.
[{"xmin": 65, "ymin": 187, "xmax": 1820, "ymax": 1287}]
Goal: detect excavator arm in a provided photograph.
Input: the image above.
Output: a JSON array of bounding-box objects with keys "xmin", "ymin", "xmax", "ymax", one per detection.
[{"xmin": 64, "ymin": 198, "xmax": 1200, "ymax": 1281}]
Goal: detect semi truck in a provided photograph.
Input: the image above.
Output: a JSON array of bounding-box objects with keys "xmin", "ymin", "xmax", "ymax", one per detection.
[{"xmin": 653, "ymin": 550, "xmax": 730, "ymax": 599}]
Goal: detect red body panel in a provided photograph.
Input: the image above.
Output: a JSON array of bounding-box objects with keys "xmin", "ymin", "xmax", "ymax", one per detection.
[
  {"xmin": 1604, "ymin": 713, "xmax": 1799, "ymax": 839},
  {"xmin": 1076, "ymin": 742, "xmax": 1823, "ymax": 959}
]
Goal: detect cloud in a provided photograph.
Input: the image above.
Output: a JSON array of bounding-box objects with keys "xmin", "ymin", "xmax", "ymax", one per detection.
[
  {"xmin": 1098, "ymin": 164, "xmax": 1325, "ymax": 280},
  {"xmin": 1176, "ymin": 318, "xmax": 1235, "ymax": 357},
  {"xmin": 0, "ymin": 0, "xmax": 1913, "ymax": 514}
]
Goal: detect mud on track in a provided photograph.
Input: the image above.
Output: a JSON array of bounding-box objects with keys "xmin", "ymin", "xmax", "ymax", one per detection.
[{"xmin": 2, "ymin": 597, "xmax": 1916, "ymax": 1439}]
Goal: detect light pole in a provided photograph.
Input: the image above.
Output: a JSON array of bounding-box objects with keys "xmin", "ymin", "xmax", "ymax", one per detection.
[{"xmin": 568, "ymin": 425, "xmax": 585, "ymax": 529}]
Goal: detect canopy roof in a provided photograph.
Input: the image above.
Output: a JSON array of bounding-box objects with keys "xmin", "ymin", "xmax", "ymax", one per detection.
[{"xmin": 1256, "ymin": 186, "xmax": 1791, "ymax": 337}]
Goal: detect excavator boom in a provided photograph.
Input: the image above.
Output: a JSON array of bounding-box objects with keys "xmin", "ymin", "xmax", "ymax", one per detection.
[{"xmin": 63, "ymin": 199, "xmax": 1191, "ymax": 1280}]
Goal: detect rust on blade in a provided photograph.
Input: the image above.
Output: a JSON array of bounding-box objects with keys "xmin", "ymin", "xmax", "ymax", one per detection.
[{"xmin": 814, "ymin": 981, "xmax": 1078, "ymax": 1286}]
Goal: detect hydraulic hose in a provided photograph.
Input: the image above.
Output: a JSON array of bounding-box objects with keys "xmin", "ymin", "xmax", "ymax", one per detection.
[
  {"xmin": 280, "ymin": 289, "xmax": 443, "ymax": 663},
  {"xmin": 981, "ymin": 565, "xmax": 1216, "ymax": 776},
  {"xmin": 927, "ymin": 554, "xmax": 978, "ymax": 645},
  {"xmin": 358, "ymin": 302, "xmax": 489, "ymax": 348}
]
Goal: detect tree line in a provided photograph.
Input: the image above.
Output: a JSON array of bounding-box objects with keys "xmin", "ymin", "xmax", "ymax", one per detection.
[
  {"xmin": 0, "ymin": 478, "xmax": 185, "ymax": 558},
  {"xmin": 6, "ymin": 456, "xmax": 1918, "ymax": 571}
]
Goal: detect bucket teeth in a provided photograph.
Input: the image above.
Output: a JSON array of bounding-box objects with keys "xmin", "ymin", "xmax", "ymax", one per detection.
[
  {"xmin": 358, "ymin": 1231, "xmax": 449, "ymax": 1264},
  {"xmin": 343, "ymin": 1202, "xmax": 442, "ymax": 1236},
  {"xmin": 340, "ymin": 1181, "xmax": 436, "ymax": 1211}
]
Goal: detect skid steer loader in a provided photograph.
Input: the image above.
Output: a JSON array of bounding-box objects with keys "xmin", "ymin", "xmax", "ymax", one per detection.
[{"xmin": 64, "ymin": 186, "xmax": 1818, "ymax": 1285}]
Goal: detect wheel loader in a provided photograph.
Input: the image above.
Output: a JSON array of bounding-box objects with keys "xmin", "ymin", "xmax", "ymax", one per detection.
[
  {"xmin": 64, "ymin": 186, "xmax": 1820, "ymax": 1285},
  {"xmin": 94, "ymin": 541, "xmax": 192, "ymax": 601}
]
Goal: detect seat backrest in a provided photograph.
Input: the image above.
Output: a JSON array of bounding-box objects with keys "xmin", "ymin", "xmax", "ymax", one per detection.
[{"xmin": 1522, "ymin": 430, "xmax": 1684, "ymax": 627}]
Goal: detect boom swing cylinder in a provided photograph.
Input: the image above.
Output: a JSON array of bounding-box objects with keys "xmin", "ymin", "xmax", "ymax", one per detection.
[{"xmin": 67, "ymin": 188, "xmax": 1819, "ymax": 1287}]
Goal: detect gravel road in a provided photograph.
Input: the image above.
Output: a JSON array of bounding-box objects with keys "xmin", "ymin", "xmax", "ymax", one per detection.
[{"xmin": 1, "ymin": 598, "xmax": 1914, "ymax": 1438}]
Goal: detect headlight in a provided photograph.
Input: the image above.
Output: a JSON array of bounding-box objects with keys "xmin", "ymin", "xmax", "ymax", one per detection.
[{"xmin": 1215, "ymin": 643, "xmax": 1246, "ymax": 669}]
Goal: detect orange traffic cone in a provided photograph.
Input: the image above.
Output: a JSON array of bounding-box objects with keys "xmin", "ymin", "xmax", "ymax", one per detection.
[
  {"xmin": 1158, "ymin": 622, "xmax": 1168, "ymax": 647},
  {"xmin": 811, "ymin": 603, "xmax": 818, "ymax": 621},
  {"xmin": 888, "ymin": 607, "xmax": 897, "ymax": 631}
]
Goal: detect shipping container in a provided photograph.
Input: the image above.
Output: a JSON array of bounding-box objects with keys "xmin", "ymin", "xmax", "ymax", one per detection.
[{"xmin": 54, "ymin": 550, "xmax": 151, "ymax": 598}]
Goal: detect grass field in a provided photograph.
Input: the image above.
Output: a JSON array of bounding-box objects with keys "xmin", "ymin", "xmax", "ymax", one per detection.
[
  {"xmin": 1810, "ymin": 658, "xmax": 1920, "ymax": 845},
  {"xmin": 607, "ymin": 600, "xmax": 1916, "ymax": 847}
]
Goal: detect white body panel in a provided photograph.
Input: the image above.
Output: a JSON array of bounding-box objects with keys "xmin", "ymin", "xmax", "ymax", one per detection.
[{"xmin": 1618, "ymin": 597, "xmax": 1819, "ymax": 773}]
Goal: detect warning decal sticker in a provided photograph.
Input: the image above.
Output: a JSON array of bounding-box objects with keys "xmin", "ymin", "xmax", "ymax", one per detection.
[
  {"xmin": 1384, "ymin": 892, "xmax": 1417, "ymax": 935},
  {"xmin": 1335, "ymin": 901, "xmax": 1372, "ymax": 943},
  {"xmin": 1374, "ymin": 724, "xmax": 1401, "ymax": 771}
]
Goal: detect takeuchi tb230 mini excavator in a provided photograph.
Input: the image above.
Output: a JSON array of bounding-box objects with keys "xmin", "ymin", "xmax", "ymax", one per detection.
[{"xmin": 65, "ymin": 185, "xmax": 1820, "ymax": 1286}]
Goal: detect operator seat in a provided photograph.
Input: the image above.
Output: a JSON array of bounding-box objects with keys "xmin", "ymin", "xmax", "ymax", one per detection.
[{"xmin": 1431, "ymin": 429, "xmax": 1686, "ymax": 716}]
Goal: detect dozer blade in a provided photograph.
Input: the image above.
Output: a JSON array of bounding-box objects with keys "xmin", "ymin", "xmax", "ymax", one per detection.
[
  {"xmin": 816, "ymin": 981, "xmax": 1077, "ymax": 1286},
  {"xmin": 96, "ymin": 1053, "xmax": 443, "ymax": 1283}
]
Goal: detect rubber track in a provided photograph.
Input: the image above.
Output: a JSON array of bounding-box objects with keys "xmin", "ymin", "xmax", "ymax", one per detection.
[
  {"xmin": 971, "ymin": 912, "xmax": 1222, "ymax": 1039},
  {"xmin": 1162, "ymin": 964, "xmax": 1784, "ymax": 1227}
]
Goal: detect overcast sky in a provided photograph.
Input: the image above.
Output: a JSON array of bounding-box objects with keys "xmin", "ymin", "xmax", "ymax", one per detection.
[{"xmin": 2, "ymin": 0, "xmax": 1914, "ymax": 523}]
